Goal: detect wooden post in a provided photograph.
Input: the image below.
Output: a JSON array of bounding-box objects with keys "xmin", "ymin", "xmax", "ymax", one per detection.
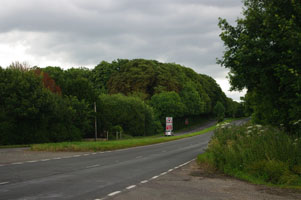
[{"xmin": 94, "ymin": 102, "xmax": 97, "ymax": 141}]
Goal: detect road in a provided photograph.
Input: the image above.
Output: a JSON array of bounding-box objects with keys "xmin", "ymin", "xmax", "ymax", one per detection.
[{"xmin": 0, "ymin": 119, "xmax": 246, "ymax": 200}]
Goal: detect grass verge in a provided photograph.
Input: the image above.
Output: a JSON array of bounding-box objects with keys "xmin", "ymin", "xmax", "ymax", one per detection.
[
  {"xmin": 31, "ymin": 119, "xmax": 237, "ymax": 152},
  {"xmin": 197, "ymin": 122, "xmax": 301, "ymax": 189},
  {"xmin": 31, "ymin": 126, "xmax": 216, "ymax": 152}
]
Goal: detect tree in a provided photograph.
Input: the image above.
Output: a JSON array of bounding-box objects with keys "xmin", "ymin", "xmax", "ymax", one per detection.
[
  {"xmin": 97, "ymin": 94, "xmax": 161, "ymax": 137},
  {"xmin": 150, "ymin": 91, "xmax": 186, "ymax": 122},
  {"xmin": 218, "ymin": 0, "xmax": 301, "ymax": 132},
  {"xmin": 214, "ymin": 101, "xmax": 225, "ymax": 122},
  {"xmin": 0, "ymin": 67, "xmax": 92, "ymax": 145},
  {"xmin": 179, "ymin": 82, "xmax": 205, "ymax": 116}
]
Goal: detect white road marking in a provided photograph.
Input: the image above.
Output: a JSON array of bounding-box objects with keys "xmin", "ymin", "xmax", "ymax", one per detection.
[
  {"xmin": 140, "ymin": 180, "xmax": 148, "ymax": 184},
  {"xmin": 40, "ymin": 159, "xmax": 50, "ymax": 161},
  {"xmin": 160, "ymin": 172, "xmax": 167, "ymax": 176},
  {"xmin": 52, "ymin": 157, "xmax": 61, "ymax": 160},
  {"xmin": 86, "ymin": 164, "xmax": 100, "ymax": 168},
  {"xmin": 126, "ymin": 185, "xmax": 136, "ymax": 190},
  {"xmin": 108, "ymin": 191, "xmax": 121, "ymax": 196},
  {"xmin": 27, "ymin": 160, "xmax": 38, "ymax": 163},
  {"xmin": 151, "ymin": 176, "xmax": 159, "ymax": 179},
  {"xmin": 0, "ymin": 182, "xmax": 9, "ymax": 185},
  {"xmin": 91, "ymin": 153, "xmax": 97, "ymax": 155},
  {"xmin": 83, "ymin": 154, "xmax": 89, "ymax": 156},
  {"xmin": 168, "ymin": 169, "xmax": 173, "ymax": 172},
  {"xmin": 12, "ymin": 162, "xmax": 23, "ymax": 165},
  {"xmin": 72, "ymin": 155, "xmax": 80, "ymax": 157},
  {"xmin": 136, "ymin": 156, "xmax": 142, "ymax": 159},
  {"xmin": 94, "ymin": 198, "xmax": 104, "ymax": 200}
]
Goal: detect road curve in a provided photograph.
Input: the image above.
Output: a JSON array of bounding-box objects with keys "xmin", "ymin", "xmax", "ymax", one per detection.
[{"xmin": 0, "ymin": 119, "xmax": 247, "ymax": 200}]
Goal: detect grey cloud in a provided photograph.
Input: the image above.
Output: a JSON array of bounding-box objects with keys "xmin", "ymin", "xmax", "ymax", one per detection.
[{"xmin": 0, "ymin": 0, "xmax": 245, "ymax": 100}]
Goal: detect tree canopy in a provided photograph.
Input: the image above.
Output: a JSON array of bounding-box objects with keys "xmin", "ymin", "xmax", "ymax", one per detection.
[
  {"xmin": 218, "ymin": 0, "xmax": 301, "ymax": 133},
  {"xmin": 0, "ymin": 58, "xmax": 244, "ymax": 145}
]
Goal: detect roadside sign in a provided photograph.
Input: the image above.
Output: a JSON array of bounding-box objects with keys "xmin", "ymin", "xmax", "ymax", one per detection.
[
  {"xmin": 166, "ymin": 117, "xmax": 173, "ymax": 131},
  {"xmin": 166, "ymin": 117, "xmax": 173, "ymax": 123}
]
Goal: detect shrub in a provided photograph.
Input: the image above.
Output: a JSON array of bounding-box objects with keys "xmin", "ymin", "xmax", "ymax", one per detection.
[{"xmin": 203, "ymin": 122, "xmax": 301, "ymax": 186}]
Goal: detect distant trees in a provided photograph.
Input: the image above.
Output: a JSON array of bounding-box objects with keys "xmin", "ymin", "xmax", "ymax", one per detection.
[
  {"xmin": 214, "ymin": 101, "xmax": 225, "ymax": 122},
  {"xmin": 97, "ymin": 94, "xmax": 161, "ymax": 137},
  {"xmin": 218, "ymin": 0, "xmax": 301, "ymax": 133},
  {"xmin": 0, "ymin": 58, "xmax": 244, "ymax": 145},
  {"xmin": 150, "ymin": 92, "xmax": 186, "ymax": 122}
]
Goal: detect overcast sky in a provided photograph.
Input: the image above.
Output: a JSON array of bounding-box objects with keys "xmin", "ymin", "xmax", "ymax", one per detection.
[{"xmin": 0, "ymin": 0, "xmax": 246, "ymax": 101}]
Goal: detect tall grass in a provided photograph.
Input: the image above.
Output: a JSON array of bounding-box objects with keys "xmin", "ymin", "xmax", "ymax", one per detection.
[{"xmin": 198, "ymin": 122, "xmax": 301, "ymax": 187}]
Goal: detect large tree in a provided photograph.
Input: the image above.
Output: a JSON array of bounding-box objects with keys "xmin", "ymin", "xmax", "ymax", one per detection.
[{"xmin": 218, "ymin": 0, "xmax": 301, "ymax": 132}]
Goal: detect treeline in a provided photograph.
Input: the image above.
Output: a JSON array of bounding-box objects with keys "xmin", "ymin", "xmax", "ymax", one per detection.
[{"xmin": 0, "ymin": 59, "xmax": 245, "ymax": 145}]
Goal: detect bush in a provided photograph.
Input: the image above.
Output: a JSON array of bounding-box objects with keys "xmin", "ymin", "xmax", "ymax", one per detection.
[{"xmin": 203, "ymin": 122, "xmax": 301, "ymax": 186}]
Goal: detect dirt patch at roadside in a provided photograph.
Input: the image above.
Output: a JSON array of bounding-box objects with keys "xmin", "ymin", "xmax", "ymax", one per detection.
[{"xmin": 110, "ymin": 161, "xmax": 301, "ymax": 200}]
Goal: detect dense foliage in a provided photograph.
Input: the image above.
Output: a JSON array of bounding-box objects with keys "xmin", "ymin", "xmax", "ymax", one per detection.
[
  {"xmin": 0, "ymin": 68, "xmax": 91, "ymax": 144},
  {"xmin": 218, "ymin": 0, "xmax": 301, "ymax": 134},
  {"xmin": 199, "ymin": 123, "xmax": 301, "ymax": 186},
  {"xmin": 0, "ymin": 59, "xmax": 244, "ymax": 145}
]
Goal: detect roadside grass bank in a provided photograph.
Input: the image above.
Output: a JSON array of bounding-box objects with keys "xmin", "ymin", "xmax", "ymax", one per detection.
[
  {"xmin": 197, "ymin": 122, "xmax": 301, "ymax": 189},
  {"xmin": 30, "ymin": 119, "xmax": 235, "ymax": 152}
]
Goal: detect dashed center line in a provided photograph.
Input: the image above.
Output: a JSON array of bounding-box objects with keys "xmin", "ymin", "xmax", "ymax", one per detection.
[
  {"xmin": 0, "ymin": 182, "xmax": 9, "ymax": 185},
  {"xmin": 140, "ymin": 180, "xmax": 148, "ymax": 184},
  {"xmin": 86, "ymin": 164, "xmax": 100, "ymax": 168},
  {"xmin": 40, "ymin": 159, "xmax": 50, "ymax": 162},
  {"xmin": 108, "ymin": 191, "xmax": 121, "ymax": 196},
  {"xmin": 126, "ymin": 185, "xmax": 136, "ymax": 190},
  {"xmin": 27, "ymin": 160, "xmax": 38, "ymax": 163},
  {"xmin": 12, "ymin": 162, "xmax": 23, "ymax": 165}
]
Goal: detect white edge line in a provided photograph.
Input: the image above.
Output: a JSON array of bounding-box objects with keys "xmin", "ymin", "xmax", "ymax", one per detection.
[
  {"xmin": 151, "ymin": 175, "xmax": 159, "ymax": 179},
  {"xmin": 108, "ymin": 191, "xmax": 121, "ymax": 196},
  {"xmin": 160, "ymin": 172, "xmax": 167, "ymax": 176},
  {"xmin": 126, "ymin": 185, "xmax": 136, "ymax": 190}
]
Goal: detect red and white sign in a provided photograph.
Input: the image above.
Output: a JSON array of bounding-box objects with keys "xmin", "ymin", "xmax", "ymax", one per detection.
[{"xmin": 166, "ymin": 117, "xmax": 173, "ymax": 131}]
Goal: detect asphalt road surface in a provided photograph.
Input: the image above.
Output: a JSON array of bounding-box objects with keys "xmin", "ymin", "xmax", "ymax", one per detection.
[{"xmin": 0, "ymin": 119, "xmax": 247, "ymax": 200}]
